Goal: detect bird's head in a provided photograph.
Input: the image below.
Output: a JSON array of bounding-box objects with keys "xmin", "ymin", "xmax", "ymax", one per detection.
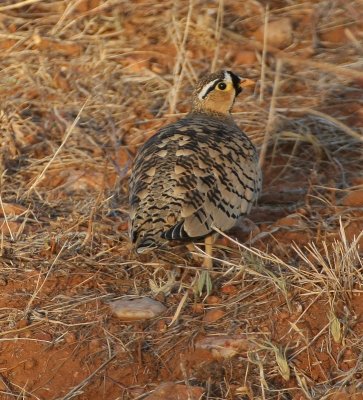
[{"xmin": 192, "ymin": 70, "xmax": 254, "ymax": 116}]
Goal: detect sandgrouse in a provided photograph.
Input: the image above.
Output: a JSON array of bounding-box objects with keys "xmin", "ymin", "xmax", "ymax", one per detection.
[{"xmin": 129, "ymin": 70, "xmax": 262, "ymax": 268}]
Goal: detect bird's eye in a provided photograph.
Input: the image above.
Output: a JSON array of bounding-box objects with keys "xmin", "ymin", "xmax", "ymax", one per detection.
[{"xmin": 217, "ymin": 82, "xmax": 227, "ymax": 90}]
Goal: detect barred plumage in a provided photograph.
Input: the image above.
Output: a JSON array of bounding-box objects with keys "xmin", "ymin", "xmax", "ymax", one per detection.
[{"xmin": 129, "ymin": 70, "xmax": 262, "ymax": 256}]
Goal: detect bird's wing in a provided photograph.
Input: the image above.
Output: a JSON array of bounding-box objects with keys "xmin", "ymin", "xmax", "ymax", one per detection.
[{"xmin": 162, "ymin": 121, "xmax": 261, "ymax": 241}]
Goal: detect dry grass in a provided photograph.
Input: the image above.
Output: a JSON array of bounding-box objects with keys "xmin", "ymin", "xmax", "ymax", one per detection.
[{"xmin": 0, "ymin": 0, "xmax": 362, "ymax": 399}]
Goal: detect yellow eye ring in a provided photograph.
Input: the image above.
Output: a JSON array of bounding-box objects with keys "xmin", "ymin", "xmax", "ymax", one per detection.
[{"xmin": 217, "ymin": 82, "xmax": 227, "ymax": 90}]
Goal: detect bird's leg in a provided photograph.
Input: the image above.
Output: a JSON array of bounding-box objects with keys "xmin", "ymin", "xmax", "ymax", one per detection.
[
  {"xmin": 186, "ymin": 235, "xmax": 215, "ymax": 267},
  {"xmin": 202, "ymin": 234, "xmax": 215, "ymax": 269},
  {"xmin": 197, "ymin": 234, "xmax": 216, "ymax": 296},
  {"xmin": 187, "ymin": 235, "xmax": 216, "ymax": 296}
]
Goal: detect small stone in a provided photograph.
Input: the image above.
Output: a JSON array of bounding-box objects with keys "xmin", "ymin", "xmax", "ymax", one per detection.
[
  {"xmin": 275, "ymin": 213, "xmax": 306, "ymax": 228},
  {"xmin": 191, "ymin": 303, "xmax": 204, "ymax": 314},
  {"xmin": 205, "ymin": 295, "xmax": 221, "ymax": 305},
  {"xmin": 320, "ymin": 27, "xmax": 347, "ymax": 44},
  {"xmin": 203, "ymin": 309, "xmax": 225, "ymax": 323},
  {"xmin": 16, "ymin": 319, "xmax": 29, "ymax": 329},
  {"xmin": 0, "ymin": 220, "xmax": 24, "ymax": 236},
  {"xmin": 253, "ymin": 18, "xmax": 293, "ymax": 49},
  {"xmin": 341, "ymin": 190, "xmax": 363, "ymax": 207},
  {"xmin": 221, "ymin": 285, "xmax": 238, "ymax": 295},
  {"xmin": 235, "ymin": 51, "xmax": 257, "ymax": 65},
  {"xmin": 110, "ymin": 297, "xmax": 166, "ymax": 321},
  {"xmin": 0, "ymin": 203, "xmax": 27, "ymax": 217},
  {"xmin": 144, "ymin": 382, "xmax": 204, "ymax": 400},
  {"xmin": 64, "ymin": 332, "xmax": 77, "ymax": 344}
]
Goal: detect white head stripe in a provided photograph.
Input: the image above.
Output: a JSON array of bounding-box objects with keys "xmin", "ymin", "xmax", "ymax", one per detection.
[
  {"xmin": 224, "ymin": 71, "xmax": 233, "ymax": 82},
  {"xmin": 198, "ymin": 78, "xmax": 220, "ymax": 100}
]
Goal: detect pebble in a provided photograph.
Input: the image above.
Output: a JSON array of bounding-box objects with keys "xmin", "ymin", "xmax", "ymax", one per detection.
[
  {"xmin": 0, "ymin": 202, "xmax": 27, "ymax": 217},
  {"xmin": 144, "ymin": 382, "xmax": 204, "ymax": 400},
  {"xmin": 341, "ymin": 190, "xmax": 363, "ymax": 207},
  {"xmin": 64, "ymin": 332, "xmax": 77, "ymax": 344},
  {"xmin": 191, "ymin": 303, "xmax": 204, "ymax": 314},
  {"xmin": 110, "ymin": 297, "xmax": 166, "ymax": 321},
  {"xmin": 221, "ymin": 285, "xmax": 238, "ymax": 295},
  {"xmin": 275, "ymin": 213, "xmax": 306, "ymax": 228},
  {"xmin": 205, "ymin": 296, "xmax": 221, "ymax": 305},
  {"xmin": 16, "ymin": 319, "xmax": 29, "ymax": 329},
  {"xmin": 253, "ymin": 18, "xmax": 293, "ymax": 49},
  {"xmin": 235, "ymin": 51, "xmax": 257, "ymax": 65},
  {"xmin": 203, "ymin": 309, "xmax": 225, "ymax": 323}
]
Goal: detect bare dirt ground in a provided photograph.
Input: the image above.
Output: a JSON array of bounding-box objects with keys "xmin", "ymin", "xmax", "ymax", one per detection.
[{"xmin": 0, "ymin": 0, "xmax": 362, "ymax": 399}]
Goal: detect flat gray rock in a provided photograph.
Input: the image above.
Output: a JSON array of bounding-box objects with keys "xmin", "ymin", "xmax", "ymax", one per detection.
[{"xmin": 110, "ymin": 297, "xmax": 166, "ymax": 321}]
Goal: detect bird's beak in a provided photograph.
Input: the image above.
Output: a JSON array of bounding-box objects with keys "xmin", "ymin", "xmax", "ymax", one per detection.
[{"xmin": 240, "ymin": 78, "xmax": 255, "ymax": 88}]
